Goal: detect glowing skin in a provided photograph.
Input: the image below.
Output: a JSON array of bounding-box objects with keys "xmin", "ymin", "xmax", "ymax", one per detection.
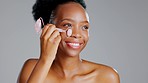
[
  {"xmin": 34, "ymin": 17, "xmax": 72, "ymax": 37},
  {"xmin": 18, "ymin": 2, "xmax": 120, "ymax": 83}
]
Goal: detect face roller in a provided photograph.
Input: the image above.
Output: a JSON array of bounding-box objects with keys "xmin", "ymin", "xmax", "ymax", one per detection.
[
  {"xmin": 56, "ymin": 28, "xmax": 72, "ymax": 37},
  {"xmin": 34, "ymin": 17, "xmax": 72, "ymax": 37}
]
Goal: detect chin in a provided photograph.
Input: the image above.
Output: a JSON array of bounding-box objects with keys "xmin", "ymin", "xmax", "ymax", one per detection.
[
  {"xmin": 66, "ymin": 50, "xmax": 81, "ymax": 57},
  {"xmin": 57, "ymin": 47, "xmax": 81, "ymax": 57}
]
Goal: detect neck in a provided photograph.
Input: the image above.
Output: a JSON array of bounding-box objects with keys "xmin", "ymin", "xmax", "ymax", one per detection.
[{"xmin": 51, "ymin": 52, "xmax": 83, "ymax": 78}]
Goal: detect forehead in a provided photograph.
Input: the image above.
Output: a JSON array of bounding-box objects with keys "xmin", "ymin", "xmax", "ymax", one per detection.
[{"xmin": 55, "ymin": 2, "xmax": 89, "ymax": 23}]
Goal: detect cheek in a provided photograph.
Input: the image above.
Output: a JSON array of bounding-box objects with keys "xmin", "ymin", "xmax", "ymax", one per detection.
[
  {"xmin": 60, "ymin": 32, "xmax": 67, "ymax": 39},
  {"xmin": 82, "ymin": 31, "xmax": 89, "ymax": 42}
]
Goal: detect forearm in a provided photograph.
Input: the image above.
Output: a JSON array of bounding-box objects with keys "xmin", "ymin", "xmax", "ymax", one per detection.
[
  {"xmin": 25, "ymin": 24, "xmax": 60, "ymax": 83},
  {"xmin": 27, "ymin": 57, "xmax": 54, "ymax": 83}
]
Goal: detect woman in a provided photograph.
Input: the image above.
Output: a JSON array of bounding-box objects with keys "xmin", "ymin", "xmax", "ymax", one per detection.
[{"xmin": 18, "ymin": 0, "xmax": 120, "ymax": 83}]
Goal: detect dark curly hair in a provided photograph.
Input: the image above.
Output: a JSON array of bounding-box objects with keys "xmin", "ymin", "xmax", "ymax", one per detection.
[{"xmin": 32, "ymin": 0, "xmax": 86, "ymax": 26}]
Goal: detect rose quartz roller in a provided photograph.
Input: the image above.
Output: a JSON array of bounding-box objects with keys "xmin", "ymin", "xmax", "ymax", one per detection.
[
  {"xmin": 34, "ymin": 17, "xmax": 72, "ymax": 37},
  {"xmin": 56, "ymin": 28, "xmax": 72, "ymax": 37}
]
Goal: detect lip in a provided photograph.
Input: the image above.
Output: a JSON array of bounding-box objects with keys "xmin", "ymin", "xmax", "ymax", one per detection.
[{"xmin": 65, "ymin": 41, "xmax": 83, "ymax": 49}]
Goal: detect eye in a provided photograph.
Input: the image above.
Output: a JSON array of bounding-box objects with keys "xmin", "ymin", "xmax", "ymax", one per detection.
[
  {"xmin": 63, "ymin": 23, "xmax": 72, "ymax": 28},
  {"xmin": 82, "ymin": 25, "xmax": 89, "ymax": 30}
]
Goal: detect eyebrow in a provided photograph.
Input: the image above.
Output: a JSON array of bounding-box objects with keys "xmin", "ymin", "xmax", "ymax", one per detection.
[
  {"xmin": 59, "ymin": 18, "xmax": 75, "ymax": 23},
  {"xmin": 57, "ymin": 18, "xmax": 89, "ymax": 24}
]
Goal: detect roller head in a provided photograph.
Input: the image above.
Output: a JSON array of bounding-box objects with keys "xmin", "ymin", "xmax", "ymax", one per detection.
[
  {"xmin": 66, "ymin": 28, "xmax": 72, "ymax": 37},
  {"xmin": 34, "ymin": 18, "xmax": 42, "ymax": 33}
]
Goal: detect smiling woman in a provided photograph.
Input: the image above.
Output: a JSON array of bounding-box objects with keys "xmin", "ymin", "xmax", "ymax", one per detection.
[{"xmin": 17, "ymin": 0, "xmax": 120, "ymax": 83}]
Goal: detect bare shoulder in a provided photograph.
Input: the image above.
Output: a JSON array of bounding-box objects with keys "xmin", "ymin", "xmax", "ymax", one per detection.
[
  {"xmin": 17, "ymin": 58, "xmax": 38, "ymax": 83},
  {"xmin": 82, "ymin": 60, "xmax": 120, "ymax": 83}
]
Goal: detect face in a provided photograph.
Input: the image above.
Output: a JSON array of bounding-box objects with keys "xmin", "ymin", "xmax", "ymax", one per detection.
[{"xmin": 54, "ymin": 2, "xmax": 90, "ymax": 57}]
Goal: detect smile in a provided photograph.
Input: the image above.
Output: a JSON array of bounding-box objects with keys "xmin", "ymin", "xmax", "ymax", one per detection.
[{"xmin": 66, "ymin": 42, "xmax": 81, "ymax": 49}]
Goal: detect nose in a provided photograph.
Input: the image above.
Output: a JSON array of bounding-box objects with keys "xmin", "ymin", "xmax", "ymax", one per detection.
[{"xmin": 70, "ymin": 27, "xmax": 82, "ymax": 38}]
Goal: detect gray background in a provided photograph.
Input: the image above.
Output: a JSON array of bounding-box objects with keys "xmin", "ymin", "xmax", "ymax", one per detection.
[{"xmin": 0, "ymin": 0, "xmax": 147, "ymax": 83}]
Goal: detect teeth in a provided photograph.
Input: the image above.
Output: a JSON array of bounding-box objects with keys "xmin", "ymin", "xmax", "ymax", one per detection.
[{"xmin": 68, "ymin": 43, "xmax": 80, "ymax": 47}]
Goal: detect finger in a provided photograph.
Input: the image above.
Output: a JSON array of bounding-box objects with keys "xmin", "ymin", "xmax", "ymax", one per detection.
[
  {"xmin": 48, "ymin": 30, "xmax": 60, "ymax": 42},
  {"xmin": 42, "ymin": 25, "xmax": 56, "ymax": 40},
  {"xmin": 40, "ymin": 24, "xmax": 53, "ymax": 38},
  {"xmin": 54, "ymin": 35, "xmax": 61, "ymax": 46}
]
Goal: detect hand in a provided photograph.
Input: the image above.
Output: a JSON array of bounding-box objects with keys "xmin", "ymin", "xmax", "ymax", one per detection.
[{"xmin": 39, "ymin": 24, "xmax": 61, "ymax": 61}]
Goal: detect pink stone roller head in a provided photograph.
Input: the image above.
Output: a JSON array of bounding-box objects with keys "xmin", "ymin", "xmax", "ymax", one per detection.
[
  {"xmin": 34, "ymin": 17, "xmax": 72, "ymax": 37},
  {"xmin": 34, "ymin": 17, "xmax": 42, "ymax": 33}
]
